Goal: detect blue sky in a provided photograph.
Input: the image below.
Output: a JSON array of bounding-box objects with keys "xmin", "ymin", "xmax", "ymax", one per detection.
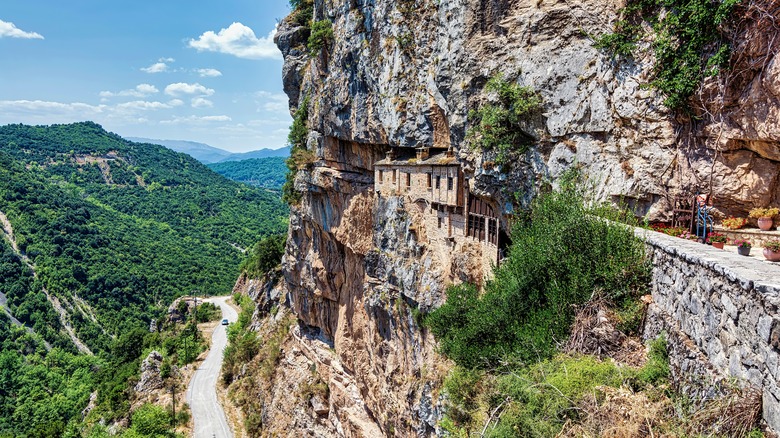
[{"xmin": 0, "ymin": 1, "xmax": 293, "ymax": 152}]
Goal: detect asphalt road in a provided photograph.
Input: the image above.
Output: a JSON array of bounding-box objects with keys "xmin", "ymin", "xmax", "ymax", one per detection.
[{"xmin": 186, "ymin": 296, "xmax": 237, "ymax": 438}]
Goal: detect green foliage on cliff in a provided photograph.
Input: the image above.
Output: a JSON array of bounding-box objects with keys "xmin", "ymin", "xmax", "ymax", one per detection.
[
  {"xmin": 427, "ymin": 179, "xmax": 649, "ymax": 368},
  {"xmin": 207, "ymin": 157, "xmax": 287, "ymax": 189},
  {"xmin": 595, "ymin": 0, "xmax": 741, "ymax": 109},
  {"xmin": 467, "ymin": 75, "xmax": 542, "ymax": 166},
  {"xmin": 240, "ymin": 234, "xmax": 286, "ymax": 279},
  {"xmin": 308, "ymin": 20, "xmax": 334, "ymax": 56},
  {"xmin": 283, "ymin": 95, "xmax": 313, "ymax": 205},
  {"xmin": 289, "ymin": 0, "xmax": 314, "ymax": 28}
]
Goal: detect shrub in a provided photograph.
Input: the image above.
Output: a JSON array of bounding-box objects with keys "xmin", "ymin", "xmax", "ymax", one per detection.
[
  {"xmin": 240, "ymin": 234, "xmax": 286, "ymax": 279},
  {"xmin": 467, "ymin": 75, "xmax": 542, "ymax": 166},
  {"xmin": 195, "ymin": 302, "xmax": 221, "ymax": 323},
  {"xmin": 289, "ymin": 0, "xmax": 314, "ymax": 28},
  {"xmin": 594, "ymin": 0, "xmax": 741, "ymax": 109},
  {"xmin": 307, "ymin": 20, "xmax": 334, "ymax": 56},
  {"xmin": 129, "ymin": 403, "xmax": 171, "ymax": 436},
  {"xmin": 427, "ymin": 178, "xmax": 649, "ymax": 368},
  {"xmin": 283, "ymin": 95, "xmax": 311, "ymax": 205}
]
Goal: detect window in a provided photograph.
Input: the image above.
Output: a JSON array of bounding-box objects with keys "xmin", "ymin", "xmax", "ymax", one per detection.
[
  {"xmin": 405, "ymin": 172, "xmax": 411, "ymax": 187},
  {"xmin": 435, "ymin": 176, "xmax": 441, "ymax": 189},
  {"xmin": 447, "ymin": 177, "xmax": 454, "ymax": 190},
  {"xmin": 392, "ymin": 169, "xmax": 397, "ymax": 183},
  {"xmin": 427, "ymin": 173, "xmax": 432, "ymax": 188},
  {"xmin": 378, "ymin": 170, "xmax": 384, "ymax": 183},
  {"xmin": 488, "ymin": 219, "xmax": 497, "ymax": 245},
  {"xmin": 438, "ymin": 217, "xmax": 442, "ymax": 229}
]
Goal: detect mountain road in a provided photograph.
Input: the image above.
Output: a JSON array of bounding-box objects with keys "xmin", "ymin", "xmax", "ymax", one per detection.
[{"xmin": 186, "ymin": 296, "xmax": 237, "ymax": 438}]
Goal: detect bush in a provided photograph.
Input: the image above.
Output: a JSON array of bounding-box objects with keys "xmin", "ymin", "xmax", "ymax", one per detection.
[
  {"xmin": 289, "ymin": 0, "xmax": 313, "ymax": 28},
  {"xmin": 427, "ymin": 178, "xmax": 649, "ymax": 368},
  {"xmin": 129, "ymin": 404, "xmax": 171, "ymax": 436},
  {"xmin": 195, "ymin": 302, "xmax": 221, "ymax": 323},
  {"xmin": 240, "ymin": 234, "xmax": 285, "ymax": 279},
  {"xmin": 307, "ymin": 20, "xmax": 334, "ymax": 56},
  {"xmin": 283, "ymin": 95, "xmax": 311, "ymax": 205},
  {"xmin": 467, "ymin": 75, "xmax": 542, "ymax": 166},
  {"xmin": 595, "ymin": 0, "xmax": 741, "ymax": 109}
]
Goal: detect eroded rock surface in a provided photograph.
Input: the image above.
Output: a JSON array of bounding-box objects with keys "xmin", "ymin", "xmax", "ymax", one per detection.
[{"xmin": 265, "ymin": 0, "xmax": 780, "ymax": 435}]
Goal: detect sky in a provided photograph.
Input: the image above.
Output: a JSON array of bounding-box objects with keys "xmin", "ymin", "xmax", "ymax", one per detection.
[{"xmin": 0, "ymin": 1, "xmax": 294, "ymax": 152}]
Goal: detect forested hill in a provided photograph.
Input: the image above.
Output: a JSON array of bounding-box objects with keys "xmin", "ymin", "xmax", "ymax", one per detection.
[
  {"xmin": 207, "ymin": 156, "xmax": 287, "ymax": 189},
  {"xmin": 0, "ymin": 121, "xmax": 288, "ymax": 353}
]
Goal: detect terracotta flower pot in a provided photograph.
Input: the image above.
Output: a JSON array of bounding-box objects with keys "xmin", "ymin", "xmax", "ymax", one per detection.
[
  {"xmin": 738, "ymin": 246, "xmax": 751, "ymax": 256},
  {"xmin": 712, "ymin": 242, "xmax": 724, "ymax": 249},
  {"xmin": 764, "ymin": 248, "xmax": 780, "ymax": 262},
  {"xmin": 758, "ymin": 217, "xmax": 774, "ymax": 231}
]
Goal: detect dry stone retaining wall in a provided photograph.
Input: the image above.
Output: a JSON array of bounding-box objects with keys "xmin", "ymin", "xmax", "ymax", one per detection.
[{"xmin": 641, "ymin": 229, "xmax": 780, "ymax": 431}]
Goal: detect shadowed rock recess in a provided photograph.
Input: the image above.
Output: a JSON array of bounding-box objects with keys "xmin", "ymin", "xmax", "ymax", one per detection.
[{"xmin": 260, "ymin": 0, "xmax": 780, "ymax": 435}]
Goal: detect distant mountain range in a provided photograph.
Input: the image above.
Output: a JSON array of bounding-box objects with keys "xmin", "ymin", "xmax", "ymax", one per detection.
[{"xmin": 126, "ymin": 137, "xmax": 290, "ymax": 164}]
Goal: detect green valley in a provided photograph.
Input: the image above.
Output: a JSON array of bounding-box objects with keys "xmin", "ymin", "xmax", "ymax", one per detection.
[
  {"xmin": 0, "ymin": 121, "xmax": 288, "ymax": 436},
  {"xmin": 206, "ymin": 157, "xmax": 287, "ymax": 189}
]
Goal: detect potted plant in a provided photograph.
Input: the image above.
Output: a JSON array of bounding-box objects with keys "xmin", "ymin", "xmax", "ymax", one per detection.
[
  {"xmin": 707, "ymin": 232, "xmax": 727, "ymax": 249},
  {"xmin": 765, "ymin": 239, "xmax": 780, "ymax": 262},
  {"xmin": 749, "ymin": 207, "xmax": 780, "ymax": 231},
  {"xmin": 733, "ymin": 239, "xmax": 752, "ymax": 256},
  {"xmin": 722, "ymin": 216, "xmax": 748, "ymax": 230}
]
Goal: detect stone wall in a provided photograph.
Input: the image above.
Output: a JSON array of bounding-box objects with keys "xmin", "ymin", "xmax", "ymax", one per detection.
[{"xmin": 641, "ymin": 229, "xmax": 780, "ymax": 431}]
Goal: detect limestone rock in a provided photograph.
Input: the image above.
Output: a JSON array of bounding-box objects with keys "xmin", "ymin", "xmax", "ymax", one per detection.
[
  {"xmin": 134, "ymin": 350, "xmax": 164, "ymax": 394},
  {"xmin": 270, "ymin": 0, "xmax": 780, "ymax": 435}
]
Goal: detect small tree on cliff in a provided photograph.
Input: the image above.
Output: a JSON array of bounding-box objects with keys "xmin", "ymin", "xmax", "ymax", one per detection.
[{"xmin": 282, "ymin": 95, "xmax": 314, "ymax": 205}]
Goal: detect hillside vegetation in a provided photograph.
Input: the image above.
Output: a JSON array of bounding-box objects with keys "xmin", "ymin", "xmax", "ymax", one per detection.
[
  {"xmin": 207, "ymin": 157, "xmax": 287, "ymax": 189},
  {"xmin": 0, "ymin": 122, "xmax": 288, "ymax": 436}
]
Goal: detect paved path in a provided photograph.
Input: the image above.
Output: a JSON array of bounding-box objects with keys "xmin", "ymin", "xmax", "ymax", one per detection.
[{"xmin": 186, "ymin": 296, "xmax": 237, "ymax": 438}]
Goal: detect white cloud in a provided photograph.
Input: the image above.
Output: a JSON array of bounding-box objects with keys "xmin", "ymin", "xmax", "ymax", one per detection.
[
  {"xmin": 164, "ymin": 82, "xmax": 215, "ymax": 97},
  {"xmin": 0, "ymin": 20, "xmax": 43, "ymax": 39},
  {"xmin": 116, "ymin": 100, "xmax": 171, "ymax": 110},
  {"xmin": 255, "ymin": 91, "xmax": 288, "ymax": 112},
  {"xmin": 191, "ymin": 97, "xmax": 213, "ymax": 108},
  {"xmin": 160, "ymin": 115, "xmax": 231, "ymax": 125},
  {"xmin": 196, "ymin": 68, "xmax": 223, "ymax": 78},
  {"xmin": 168, "ymin": 99, "xmax": 184, "ymax": 107},
  {"xmin": 188, "ymin": 23, "xmax": 281, "ymax": 60},
  {"xmin": 99, "ymin": 83, "xmax": 159, "ymax": 98},
  {"xmin": 0, "ymin": 100, "xmax": 103, "ymax": 116},
  {"xmin": 159, "ymin": 57, "xmax": 175, "ymax": 63},
  {"xmin": 141, "ymin": 62, "xmax": 168, "ymax": 73}
]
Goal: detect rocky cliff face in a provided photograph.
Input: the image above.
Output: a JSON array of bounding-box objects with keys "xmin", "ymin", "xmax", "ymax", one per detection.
[{"xmin": 266, "ymin": 0, "xmax": 780, "ymax": 435}]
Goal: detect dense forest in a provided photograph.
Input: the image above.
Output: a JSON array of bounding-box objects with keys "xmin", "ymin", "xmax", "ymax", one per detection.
[
  {"xmin": 206, "ymin": 157, "xmax": 287, "ymax": 189},
  {"xmin": 0, "ymin": 122, "xmax": 288, "ymax": 436}
]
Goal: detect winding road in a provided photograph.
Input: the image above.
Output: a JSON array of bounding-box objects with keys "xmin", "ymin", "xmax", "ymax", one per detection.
[{"xmin": 186, "ymin": 296, "xmax": 237, "ymax": 438}]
